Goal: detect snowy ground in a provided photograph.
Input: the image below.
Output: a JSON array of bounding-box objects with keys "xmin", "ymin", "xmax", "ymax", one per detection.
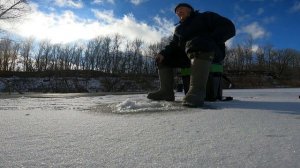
[{"xmin": 0, "ymin": 88, "xmax": 299, "ymax": 167}]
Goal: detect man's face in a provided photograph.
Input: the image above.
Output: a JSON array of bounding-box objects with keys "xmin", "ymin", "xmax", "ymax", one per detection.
[{"xmin": 175, "ymin": 6, "xmax": 192, "ymax": 21}]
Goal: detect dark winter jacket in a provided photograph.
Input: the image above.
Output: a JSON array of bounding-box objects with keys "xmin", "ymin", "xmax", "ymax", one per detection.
[{"xmin": 159, "ymin": 11, "xmax": 235, "ymax": 63}]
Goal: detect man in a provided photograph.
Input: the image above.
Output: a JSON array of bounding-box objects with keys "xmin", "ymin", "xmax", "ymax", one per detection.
[{"xmin": 147, "ymin": 3, "xmax": 235, "ymax": 107}]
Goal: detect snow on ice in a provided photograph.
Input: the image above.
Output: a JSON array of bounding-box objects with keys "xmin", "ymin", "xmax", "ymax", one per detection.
[
  {"xmin": 112, "ymin": 99, "xmax": 185, "ymax": 113},
  {"xmin": 0, "ymin": 88, "xmax": 299, "ymax": 167}
]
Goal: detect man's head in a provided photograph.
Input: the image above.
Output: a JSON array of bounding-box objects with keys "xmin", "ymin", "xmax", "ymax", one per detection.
[{"xmin": 174, "ymin": 3, "xmax": 194, "ymax": 21}]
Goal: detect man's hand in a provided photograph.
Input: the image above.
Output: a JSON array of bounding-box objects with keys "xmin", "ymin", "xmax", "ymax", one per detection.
[{"xmin": 155, "ymin": 54, "xmax": 164, "ymax": 64}]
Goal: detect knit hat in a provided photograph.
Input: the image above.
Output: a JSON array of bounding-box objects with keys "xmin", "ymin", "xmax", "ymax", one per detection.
[{"xmin": 174, "ymin": 3, "xmax": 194, "ymax": 13}]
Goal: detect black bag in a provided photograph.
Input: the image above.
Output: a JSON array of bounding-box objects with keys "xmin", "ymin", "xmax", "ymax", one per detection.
[{"xmin": 205, "ymin": 72, "xmax": 223, "ymax": 101}]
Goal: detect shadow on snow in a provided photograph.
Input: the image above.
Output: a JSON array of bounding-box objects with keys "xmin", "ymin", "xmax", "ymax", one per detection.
[{"xmin": 219, "ymin": 100, "xmax": 300, "ymax": 115}]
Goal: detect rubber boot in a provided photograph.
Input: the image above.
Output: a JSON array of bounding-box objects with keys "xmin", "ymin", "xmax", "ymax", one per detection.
[
  {"xmin": 147, "ymin": 67, "xmax": 175, "ymax": 101},
  {"xmin": 183, "ymin": 58, "xmax": 212, "ymax": 107}
]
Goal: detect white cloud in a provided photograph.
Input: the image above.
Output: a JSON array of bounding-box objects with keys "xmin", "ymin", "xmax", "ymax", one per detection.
[
  {"xmin": 290, "ymin": 1, "xmax": 300, "ymax": 12},
  {"xmin": 241, "ymin": 22, "xmax": 269, "ymax": 39},
  {"xmin": 91, "ymin": 0, "xmax": 103, "ymax": 4},
  {"xmin": 55, "ymin": 0, "xmax": 83, "ymax": 8},
  {"xmin": 92, "ymin": 0, "xmax": 115, "ymax": 5},
  {"xmin": 130, "ymin": 0, "xmax": 148, "ymax": 6},
  {"xmin": 153, "ymin": 15, "xmax": 174, "ymax": 35},
  {"xmin": 108, "ymin": 13, "xmax": 163, "ymax": 43},
  {"xmin": 107, "ymin": 0, "xmax": 115, "ymax": 4},
  {"xmin": 92, "ymin": 9, "xmax": 115, "ymax": 23},
  {"xmin": 92, "ymin": 0, "xmax": 104, "ymax": 4},
  {"xmin": 251, "ymin": 44, "xmax": 259, "ymax": 52},
  {"xmin": 0, "ymin": 4, "xmax": 170, "ymax": 45},
  {"xmin": 225, "ymin": 38, "xmax": 234, "ymax": 49}
]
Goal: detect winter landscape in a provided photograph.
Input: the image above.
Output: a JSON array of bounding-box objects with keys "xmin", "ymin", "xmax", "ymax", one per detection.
[
  {"xmin": 0, "ymin": 88, "xmax": 299, "ymax": 167},
  {"xmin": 1, "ymin": 1, "xmax": 300, "ymax": 167}
]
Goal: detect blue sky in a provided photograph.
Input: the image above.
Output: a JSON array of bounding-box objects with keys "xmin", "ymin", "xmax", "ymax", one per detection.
[{"xmin": 1, "ymin": 0, "xmax": 300, "ymax": 51}]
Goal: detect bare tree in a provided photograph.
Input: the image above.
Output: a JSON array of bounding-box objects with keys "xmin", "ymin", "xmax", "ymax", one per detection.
[
  {"xmin": 143, "ymin": 42, "xmax": 164, "ymax": 75},
  {"xmin": 20, "ymin": 38, "xmax": 34, "ymax": 71},
  {"xmin": 35, "ymin": 40, "xmax": 52, "ymax": 71},
  {"xmin": 0, "ymin": 38, "xmax": 20, "ymax": 71},
  {"xmin": 273, "ymin": 49, "xmax": 296, "ymax": 78},
  {"xmin": 9, "ymin": 42, "xmax": 20, "ymax": 71},
  {"xmin": 255, "ymin": 46, "xmax": 266, "ymax": 72},
  {"xmin": 244, "ymin": 38, "xmax": 254, "ymax": 70},
  {"xmin": 102, "ymin": 36, "xmax": 112, "ymax": 73},
  {"xmin": 111, "ymin": 34, "xmax": 123, "ymax": 74},
  {"xmin": 233, "ymin": 45, "xmax": 246, "ymax": 71},
  {"xmin": 0, "ymin": 0, "xmax": 30, "ymax": 20},
  {"xmin": 72, "ymin": 44, "xmax": 84, "ymax": 70},
  {"xmin": 130, "ymin": 38, "xmax": 144, "ymax": 74},
  {"xmin": 84, "ymin": 37, "xmax": 103, "ymax": 71}
]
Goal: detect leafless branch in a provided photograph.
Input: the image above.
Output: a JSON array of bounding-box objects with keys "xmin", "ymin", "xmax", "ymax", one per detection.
[{"xmin": 0, "ymin": 0, "xmax": 29, "ymax": 20}]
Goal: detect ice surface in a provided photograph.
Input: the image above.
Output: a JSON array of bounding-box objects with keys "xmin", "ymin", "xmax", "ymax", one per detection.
[{"xmin": 0, "ymin": 88, "xmax": 299, "ymax": 167}]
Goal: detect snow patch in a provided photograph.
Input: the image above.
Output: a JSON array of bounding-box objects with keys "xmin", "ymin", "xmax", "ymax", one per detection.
[{"xmin": 112, "ymin": 99, "xmax": 183, "ymax": 113}]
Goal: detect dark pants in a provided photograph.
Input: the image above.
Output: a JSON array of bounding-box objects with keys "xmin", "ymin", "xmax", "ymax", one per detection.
[{"xmin": 160, "ymin": 50, "xmax": 191, "ymax": 68}]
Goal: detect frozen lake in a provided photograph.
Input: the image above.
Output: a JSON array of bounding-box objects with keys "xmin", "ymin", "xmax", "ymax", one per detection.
[{"xmin": 1, "ymin": 88, "xmax": 299, "ymax": 167}]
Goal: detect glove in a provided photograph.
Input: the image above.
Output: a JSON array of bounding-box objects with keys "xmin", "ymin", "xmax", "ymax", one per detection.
[{"xmin": 185, "ymin": 36, "xmax": 217, "ymax": 54}]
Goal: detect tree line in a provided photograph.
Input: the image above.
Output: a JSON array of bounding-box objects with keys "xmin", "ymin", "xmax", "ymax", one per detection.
[
  {"xmin": 224, "ymin": 40, "xmax": 300, "ymax": 79},
  {"xmin": 0, "ymin": 35, "xmax": 167, "ymax": 75},
  {"xmin": 1, "ymin": 35, "xmax": 300, "ymax": 79}
]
